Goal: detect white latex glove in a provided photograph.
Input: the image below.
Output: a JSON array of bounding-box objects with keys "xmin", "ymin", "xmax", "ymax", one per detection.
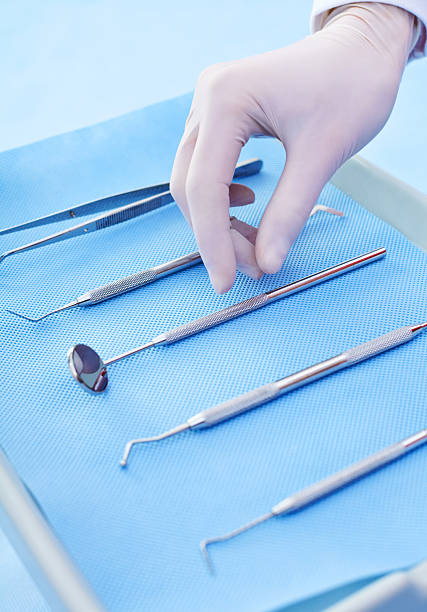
[{"xmin": 170, "ymin": 2, "xmax": 415, "ymax": 293}]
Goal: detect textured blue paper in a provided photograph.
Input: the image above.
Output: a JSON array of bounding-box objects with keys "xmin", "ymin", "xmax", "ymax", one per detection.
[{"xmin": 1, "ymin": 93, "xmax": 426, "ymax": 612}]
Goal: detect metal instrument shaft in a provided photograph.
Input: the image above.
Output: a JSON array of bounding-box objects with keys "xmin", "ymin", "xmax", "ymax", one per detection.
[
  {"xmin": 120, "ymin": 319, "xmax": 426, "ymax": 466},
  {"xmin": 111, "ymin": 247, "xmax": 386, "ymax": 367},
  {"xmin": 200, "ymin": 424, "xmax": 427, "ymax": 572},
  {"xmin": 0, "ymin": 158, "xmax": 261, "ymax": 265},
  {"xmin": 8, "ymin": 250, "xmax": 202, "ymax": 321},
  {"xmin": 68, "ymin": 248, "xmax": 386, "ymax": 394},
  {"xmin": 0, "ymin": 158, "xmax": 262, "ymax": 235},
  {"xmin": 7, "ymin": 203, "xmax": 341, "ymax": 322}
]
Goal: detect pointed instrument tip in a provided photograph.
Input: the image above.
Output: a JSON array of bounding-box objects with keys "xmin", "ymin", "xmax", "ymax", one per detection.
[
  {"xmin": 6, "ymin": 301, "xmax": 78, "ymax": 322},
  {"xmin": 310, "ymin": 205, "xmax": 343, "ymax": 218},
  {"xmin": 119, "ymin": 423, "xmax": 190, "ymax": 467},
  {"xmin": 5, "ymin": 309, "xmax": 45, "ymax": 322},
  {"xmin": 120, "ymin": 442, "xmax": 132, "ymax": 468},
  {"xmin": 198, "ymin": 511, "xmax": 275, "ymax": 571},
  {"xmin": 200, "ymin": 540, "xmax": 215, "ymax": 575}
]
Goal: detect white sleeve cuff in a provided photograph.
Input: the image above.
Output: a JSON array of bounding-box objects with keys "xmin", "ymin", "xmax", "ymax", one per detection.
[{"xmin": 310, "ymin": 1, "xmax": 427, "ymax": 58}]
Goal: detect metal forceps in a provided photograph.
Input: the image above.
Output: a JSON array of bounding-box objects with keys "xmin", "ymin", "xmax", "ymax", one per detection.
[{"xmin": 0, "ymin": 158, "xmax": 262, "ymax": 265}]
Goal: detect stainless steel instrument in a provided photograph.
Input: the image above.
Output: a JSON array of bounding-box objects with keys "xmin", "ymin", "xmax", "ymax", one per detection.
[
  {"xmin": 8, "ymin": 250, "xmax": 203, "ymax": 321},
  {"xmin": 121, "ymin": 320, "xmax": 426, "ymax": 466},
  {"xmin": 200, "ymin": 420, "xmax": 427, "ymax": 573},
  {"xmin": 0, "ymin": 158, "xmax": 262, "ymax": 265},
  {"xmin": 7, "ymin": 204, "xmax": 342, "ymax": 322},
  {"xmin": 67, "ymin": 248, "xmax": 386, "ymax": 394}
]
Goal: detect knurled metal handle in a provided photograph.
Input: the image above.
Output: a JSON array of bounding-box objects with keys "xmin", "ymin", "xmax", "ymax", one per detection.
[
  {"xmin": 192, "ymin": 382, "xmax": 280, "ymax": 428},
  {"xmin": 87, "ymin": 269, "xmax": 159, "ymax": 304},
  {"xmin": 345, "ymin": 326, "xmax": 414, "ymax": 365},
  {"xmin": 162, "ymin": 293, "xmax": 270, "ymax": 344},
  {"xmin": 273, "ymin": 442, "xmax": 405, "ymax": 515},
  {"xmin": 95, "ymin": 192, "xmax": 173, "ymax": 230}
]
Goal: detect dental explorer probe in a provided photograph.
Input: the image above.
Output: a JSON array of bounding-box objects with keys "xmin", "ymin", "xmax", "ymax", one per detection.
[
  {"xmin": 121, "ymin": 320, "xmax": 427, "ymax": 466},
  {"xmin": 200, "ymin": 425, "xmax": 427, "ymax": 573},
  {"xmin": 8, "ymin": 251, "xmax": 202, "ymax": 322},
  {"xmin": 68, "ymin": 248, "xmax": 385, "ymax": 394},
  {"xmin": 8, "ymin": 205, "xmax": 342, "ymax": 322}
]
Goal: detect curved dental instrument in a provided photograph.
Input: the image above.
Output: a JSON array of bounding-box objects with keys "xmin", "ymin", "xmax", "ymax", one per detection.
[
  {"xmin": 200, "ymin": 424, "xmax": 427, "ymax": 573},
  {"xmin": 121, "ymin": 320, "xmax": 427, "ymax": 466},
  {"xmin": 67, "ymin": 247, "xmax": 386, "ymax": 394},
  {"xmin": 0, "ymin": 158, "xmax": 262, "ymax": 265},
  {"xmin": 7, "ymin": 204, "xmax": 342, "ymax": 322},
  {"xmin": 8, "ymin": 251, "xmax": 203, "ymax": 322},
  {"xmin": 0, "ymin": 158, "xmax": 262, "ymax": 236}
]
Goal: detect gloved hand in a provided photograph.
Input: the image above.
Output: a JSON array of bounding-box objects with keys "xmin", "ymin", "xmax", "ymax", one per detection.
[{"xmin": 170, "ymin": 2, "xmax": 415, "ymax": 293}]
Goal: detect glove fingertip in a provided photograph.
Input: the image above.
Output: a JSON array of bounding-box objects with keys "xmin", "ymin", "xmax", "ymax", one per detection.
[
  {"xmin": 208, "ymin": 267, "xmax": 236, "ymax": 294},
  {"xmin": 255, "ymin": 233, "xmax": 292, "ymax": 274}
]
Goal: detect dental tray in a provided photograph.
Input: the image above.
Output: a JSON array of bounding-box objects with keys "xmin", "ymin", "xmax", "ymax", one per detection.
[{"xmin": 1, "ymin": 93, "xmax": 426, "ymax": 612}]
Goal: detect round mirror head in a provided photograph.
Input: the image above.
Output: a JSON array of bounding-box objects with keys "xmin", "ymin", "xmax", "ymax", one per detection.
[{"xmin": 67, "ymin": 344, "xmax": 108, "ymax": 393}]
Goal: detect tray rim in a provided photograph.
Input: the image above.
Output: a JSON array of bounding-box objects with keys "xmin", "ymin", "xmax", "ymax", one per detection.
[{"xmin": 331, "ymin": 155, "xmax": 427, "ymax": 252}]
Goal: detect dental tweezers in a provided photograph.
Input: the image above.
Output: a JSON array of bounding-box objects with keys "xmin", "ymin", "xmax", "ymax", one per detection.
[{"xmin": 0, "ymin": 158, "xmax": 262, "ymax": 265}]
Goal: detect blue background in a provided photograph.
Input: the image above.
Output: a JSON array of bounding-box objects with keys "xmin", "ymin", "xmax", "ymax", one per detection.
[
  {"xmin": 1, "ymin": 0, "xmax": 426, "ymax": 193},
  {"xmin": 1, "ymin": 1, "xmax": 426, "ymax": 611}
]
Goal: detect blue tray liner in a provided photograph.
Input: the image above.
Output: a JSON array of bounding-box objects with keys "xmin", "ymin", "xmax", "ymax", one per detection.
[{"xmin": 0, "ymin": 93, "xmax": 426, "ymax": 612}]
